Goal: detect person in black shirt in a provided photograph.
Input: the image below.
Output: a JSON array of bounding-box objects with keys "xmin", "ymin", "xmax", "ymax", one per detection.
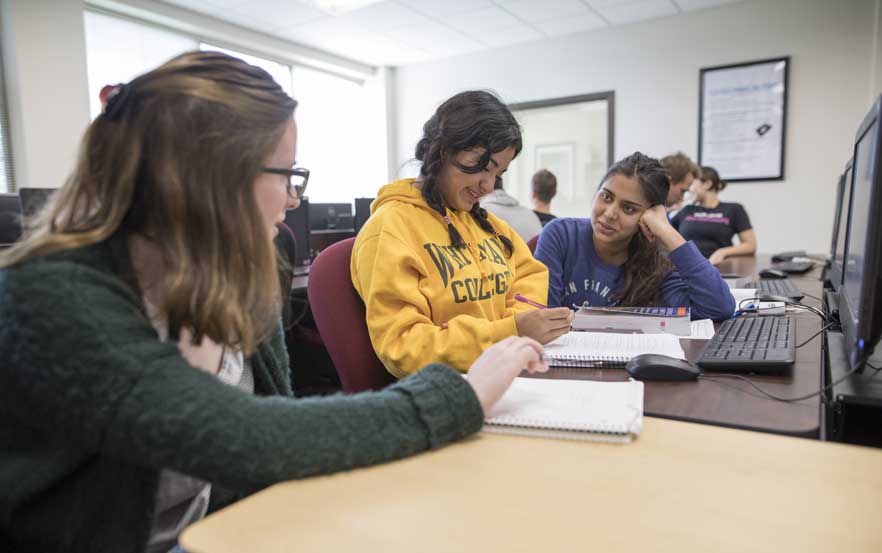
[
  {"xmin": 671, "ymin": 166, "xmax": 757, "ymax": 265},
  {"xmin": 531, "ymin": 169, "xmax": 557, "ymax": 226}
]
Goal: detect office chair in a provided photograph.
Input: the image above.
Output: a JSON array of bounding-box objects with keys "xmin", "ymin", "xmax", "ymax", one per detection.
[
  {"xmin": 0, "ymin": 193, "xmax": 23, "ymax": 246},
  {"xmin": 307, "ymin": 237, "xmax": 395, "ymax": 393},
  {"xmin": 526, "ymin": 234, "xmax": 539, "ymax": 254}
]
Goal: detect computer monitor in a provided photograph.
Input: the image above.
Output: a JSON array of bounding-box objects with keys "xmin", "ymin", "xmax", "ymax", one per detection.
[
  {"xmin": 309, "ymin": 202, "xmax": 353, "ymax": 231},
  {"xmin": 18, "ymin": 187, "xmax": 56, "ymax": 221},
  {"xmin": 354, "ymin": 197, "xmax": 373, "ymax": 234},
  {"xmin": 829, "ymin": 159, "xmax": 853, "ymax": 292},
  {"xmin": 0, "ymin": 193, "xmax": 22, "ymax": 246},
  {"xmin": 283, "ymin": 198, "xmax": 311, "ymax": 273},
  {"xmin": 840, "ymin": 95, "xmax": 882, "ymax": 370}
]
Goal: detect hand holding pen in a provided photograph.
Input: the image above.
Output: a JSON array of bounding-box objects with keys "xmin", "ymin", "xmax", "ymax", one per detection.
[{"xmin": 513, "ymin": 294, "xmax": 574, "ymax": 344}]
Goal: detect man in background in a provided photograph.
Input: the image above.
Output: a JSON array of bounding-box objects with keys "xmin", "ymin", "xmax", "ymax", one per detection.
[
  {"xmin": 481, "ymin": 180, "xmax": 542, "ymax": 242},
  {"xmin": 530, "ymin": 169, "xmax": 557, "ymax": 226},
  {"xmin": 660, "ymin": 152, "xmax": 700, "ymax": 212}
]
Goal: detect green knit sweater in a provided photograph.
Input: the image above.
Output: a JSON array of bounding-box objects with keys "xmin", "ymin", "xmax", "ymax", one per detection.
[{"xmin": 0, "ymin": 234, "xmax": 484, "ymax": 552}]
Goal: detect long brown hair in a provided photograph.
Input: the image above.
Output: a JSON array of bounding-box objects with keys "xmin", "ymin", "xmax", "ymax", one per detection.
[
  {"xmin": 0, "ymin": 51, "xmax": 298, "ymax": 355},
  {"xmin": 601, "ymin": 152, "xmax": 673, "ymax": 307}
]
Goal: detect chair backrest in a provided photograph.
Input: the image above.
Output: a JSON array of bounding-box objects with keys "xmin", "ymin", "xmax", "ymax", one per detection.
[
  {"xmin": 307, "ymin": 237, "xmax": 394, "ymax": 393},
  {"xmin": 526, "ymin": 234, "xmax": 539, "ymax": 254},
  {"xmin": 0, "ymin": 193, "xmax": 22, "ymax": 246}
]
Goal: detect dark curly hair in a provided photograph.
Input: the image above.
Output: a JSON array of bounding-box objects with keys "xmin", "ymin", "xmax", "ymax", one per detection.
[
  {"xmin": 414, "ymin": 90, "xmax": 522, "ymax": 256},
  {"xmin": 599, "ymin": 152, "xmax": 673, "ymax": 307}
]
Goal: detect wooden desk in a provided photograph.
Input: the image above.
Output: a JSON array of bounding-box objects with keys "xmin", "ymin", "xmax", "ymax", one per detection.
[
  {"xmin": 180, "ymin": 418, "xmax": 882, "ymax": 553},
  {"xmin": 533, "ymin": 255, "xmax": 826, "ymax": 436}
]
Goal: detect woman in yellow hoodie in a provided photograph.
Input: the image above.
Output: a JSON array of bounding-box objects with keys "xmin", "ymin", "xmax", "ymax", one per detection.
[{"xmin": 352, "ymin": 91, "xmax": 574, "ymax": 378}]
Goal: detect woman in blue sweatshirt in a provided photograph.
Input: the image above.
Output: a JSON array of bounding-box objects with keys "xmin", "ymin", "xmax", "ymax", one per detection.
[{"xmin": 534, "ymin": 152, "xmax": 735, "ymax": 321}]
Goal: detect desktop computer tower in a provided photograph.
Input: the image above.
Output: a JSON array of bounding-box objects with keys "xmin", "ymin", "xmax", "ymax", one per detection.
[{"xmin": 826, "ymin": 332, "xmax": 882, "ymax": 447}]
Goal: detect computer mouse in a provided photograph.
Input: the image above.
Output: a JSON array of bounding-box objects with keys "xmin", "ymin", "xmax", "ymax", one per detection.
[
  {"xmin": 758, "ymin": 268, "xmax": 788, "ymax": 279},
  {"xmin": 625, "ymin": 354, "xmax": 701, "ymax": 381}
]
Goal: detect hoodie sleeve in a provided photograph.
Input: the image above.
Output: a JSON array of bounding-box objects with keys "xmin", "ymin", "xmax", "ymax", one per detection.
[
  {"xmin": 533, "ymin": 218, "xmax": 571, "ymax": 308},
  {"xmin": 352, "ymin": 230, "xmax": 519, "ymax": 378}
]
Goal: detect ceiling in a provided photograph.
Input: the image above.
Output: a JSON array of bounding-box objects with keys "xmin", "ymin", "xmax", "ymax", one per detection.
[{"xmin": 160, "ymin": 0, "xmax": 744, "ymax": 67}]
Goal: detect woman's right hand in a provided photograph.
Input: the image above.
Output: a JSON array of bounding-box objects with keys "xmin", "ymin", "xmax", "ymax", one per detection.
[
  {"xmin": 466, "ymin": 336, "xmax": 548, "ymax": 413},
  {"xmin": 515, "ymin": 307, "xmax": 574, "ymax": 344}
]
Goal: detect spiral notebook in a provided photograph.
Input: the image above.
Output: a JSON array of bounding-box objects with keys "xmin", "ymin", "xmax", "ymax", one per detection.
[
  {"xmin": 484, "ymin": 377, "xmax": 644, "ymax": 444},
  {"xmin": 543, "ymin": 331, "xmax": 686, "ymax": 368}
]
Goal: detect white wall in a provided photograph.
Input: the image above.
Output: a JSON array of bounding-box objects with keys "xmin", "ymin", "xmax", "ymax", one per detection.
[
  {"xmin": 874, "ymin": 0, "xmax": 882, "ymax": 96},
  {"xmin": 393, "ymin": 0, "xmax": 881, "ymax": 254},
  {"xmin": 1, "ymin": 0, "xmax": 91, "ymax": 190}
]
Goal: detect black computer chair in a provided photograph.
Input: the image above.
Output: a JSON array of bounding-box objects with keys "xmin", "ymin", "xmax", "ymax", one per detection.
[{"xmin": 0, "ymin": 193, "xmax": 22, "ymax": 247}]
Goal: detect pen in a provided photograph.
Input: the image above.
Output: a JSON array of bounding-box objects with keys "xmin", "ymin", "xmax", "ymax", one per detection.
[{"xmin": 515, "ymin": 294, "xmax": 548, "ymax": 309}]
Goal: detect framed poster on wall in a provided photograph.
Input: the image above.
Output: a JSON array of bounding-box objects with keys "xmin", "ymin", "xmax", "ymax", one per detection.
[
  {"xmin": 535, "ymin": 143, "xmax": 575, "ymax": 198},
  {"xmin": 698, "ymin": 57, "xmax": 789, "ymax": 182}
]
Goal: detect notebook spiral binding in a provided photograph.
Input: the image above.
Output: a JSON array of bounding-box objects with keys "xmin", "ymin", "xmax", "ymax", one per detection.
[
  {"xmin": 483, "ymin": 425, "xmax": 633, "ymax": 444},
  {"xmin": 546, "ymin": 354, "xmax": 629, "ymax": 368}
]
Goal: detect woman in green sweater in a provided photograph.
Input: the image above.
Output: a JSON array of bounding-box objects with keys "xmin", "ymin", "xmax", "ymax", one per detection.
[{"xmin": 0, "ymin": 51, "xmax": 546, "ymax": 553}]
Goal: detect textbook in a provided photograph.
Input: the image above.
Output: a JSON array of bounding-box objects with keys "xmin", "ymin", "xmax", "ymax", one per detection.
[
  {"xmin": 483, "ymin": 377, "xmax": 644, "ymax": 443},
  {"xmin": 572, "ymin": 305, "xmax": 692, "ymax": 336},
  {"xmin": 543, "ymin": 331, "xmax": 686, "ymax": 368}
]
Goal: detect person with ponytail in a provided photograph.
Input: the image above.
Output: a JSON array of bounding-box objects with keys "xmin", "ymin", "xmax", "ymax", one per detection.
[
  {"xmin": 0, "ymin": 55, "xmax": 550, "ymax": 552},
  {"xmin": 534, "ymin": 152, "xmax": 735, "ymax": 321},
  {"xmin": 351, "ymin": 90, "xmax": 574, "ymax": 378},
  {"xmin": 671, "ymin": 165, "xmax": 757, "ymax": 265}
]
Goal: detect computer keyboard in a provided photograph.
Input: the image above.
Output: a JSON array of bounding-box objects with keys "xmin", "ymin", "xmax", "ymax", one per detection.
[
  {"xmin": 743, "ymin": 279, "xmax": 804, "ymax": 300},
  {"xmin": 696, "ymin": 315, "xmax": 796, "ymax": 372}
]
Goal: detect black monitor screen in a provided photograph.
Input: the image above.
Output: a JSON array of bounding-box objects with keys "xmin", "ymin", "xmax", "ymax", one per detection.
[
  {"xmin": 830, "ymin": 164, "xmax": 853, "ymax": 290},
  {"xmin": 354, "ymin": 197, "xmax": 373, "ymax": 234},
  {"xmin": 840, "ymin": 96, "xmax": 882, "ymax": 370},
  {"xmin": 843, "ymin": 121, "xmax": 878, "ymax": 311},
  {"xmin": 18, "ymin": 188, "xmax": 56, "ymax": 221},
  {"xmin": 309, "ymin": 203, "xmax": 353, "ymax": 231},
  {"xmin": 284, "ymin": 198, "xmax": 310, "ymax": 270},
  {"xmin": 0, "ymin": 193, "xmax": 22, "ymax": 245}
]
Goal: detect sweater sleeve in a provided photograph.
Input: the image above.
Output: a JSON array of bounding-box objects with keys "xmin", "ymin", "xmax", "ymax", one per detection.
[
  {"xmin": 533, "ymin": 219, "xmax": 569, "ymax": 308},
  {"xmin": 352, "ymin": 230, "xmax": 517, "ymax": 377},
  {"xmin": 0, "ymin": 261, "xmax": 485, "ymax": 494},
  {"xmin": 659, "ymin": 241, "xmax": 737, "ymax": 321}
]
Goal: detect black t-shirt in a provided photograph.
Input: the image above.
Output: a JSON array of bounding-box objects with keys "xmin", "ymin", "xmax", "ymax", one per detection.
[
  {"xmin": 534, "ymin": 210, "xmax": 557, "ymax": 227},
  {"xmin": 671, "ymin": 202, "xmax": 752, "ymax": 258}
]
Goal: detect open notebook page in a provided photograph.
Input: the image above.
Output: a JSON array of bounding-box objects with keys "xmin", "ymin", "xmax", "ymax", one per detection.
[{"xmin": 544, "ymin": 331, "xmax": 686, "ymax": 360}]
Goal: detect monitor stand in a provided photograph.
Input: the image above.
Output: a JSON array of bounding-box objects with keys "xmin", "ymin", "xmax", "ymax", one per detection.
[{"xmin": 826, "ymin": 331, "xmax": 882, "ymax": 447}]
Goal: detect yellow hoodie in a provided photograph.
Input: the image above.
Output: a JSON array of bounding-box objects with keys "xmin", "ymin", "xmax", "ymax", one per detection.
[{"xmin": 351, "ymin": 178, "xmax": 549, "ymax": 378}]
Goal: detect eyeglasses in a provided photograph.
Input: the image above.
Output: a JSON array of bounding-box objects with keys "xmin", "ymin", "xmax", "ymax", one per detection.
[{"xmin": 262, "ymin": 167, "xmax": 310, "ymax": 199}]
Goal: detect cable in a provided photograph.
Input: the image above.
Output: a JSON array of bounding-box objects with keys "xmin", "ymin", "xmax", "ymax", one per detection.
[
  {"xmin": 786, "ymin": 302, "xmax": 829, "ymax": 323},
  {"xmin": 735, "ymin": 298, "xmax": 828, "ymax": 324},
  {"xmin": 699, "ymin": 358, "xmax": 866, "ymax": 403},
  {"xmin": 794, "ymin": 322, "xmax": 835, "ymax": 348},
  {"xmin": 800, "ymin": 291, "xmax": 822, "ymax": 302}
]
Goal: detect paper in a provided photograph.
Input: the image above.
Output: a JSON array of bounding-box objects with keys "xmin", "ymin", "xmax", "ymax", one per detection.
[
  {"xmin": 545, "ymin": 331, "xmax": 686, "ymax": 360},
  {"xmin": 485, "ymin": 378, "xmax": 644, "ymax": 439},
  {"xmin": 683, "ymin": 319, "xmax": 716, "ymax": 340},
  {"xmin": 729, "ymin": 288, "xmax": 758, "ymax": 311}
]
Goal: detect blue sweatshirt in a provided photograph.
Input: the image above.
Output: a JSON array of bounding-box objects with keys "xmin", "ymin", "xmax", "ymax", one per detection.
[{"xmin": 534, "ymin": 218, "xmax": 735, "ymax": 321}]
